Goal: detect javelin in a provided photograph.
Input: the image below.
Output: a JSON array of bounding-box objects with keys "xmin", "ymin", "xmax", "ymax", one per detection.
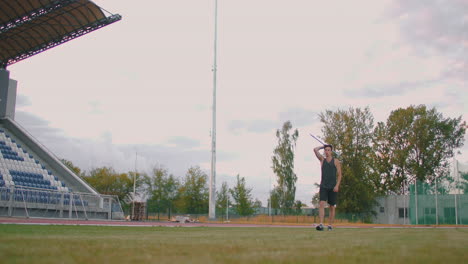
[
  {"xmin": 310, "ymin": 134, "xmax": 327, "ymax": 145},
  {"xmin": 309, "ymin": 133, "xmax": 341, "ymax": 156}
]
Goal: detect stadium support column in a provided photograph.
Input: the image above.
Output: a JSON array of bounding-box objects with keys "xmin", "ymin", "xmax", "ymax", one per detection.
[
  {"xmin": 0, "ymin": 68, "xmax": 17, "ymax": 120},
  {"xmin": 209, "ymin": 0, "xmax": 219, "ymax": 221}
]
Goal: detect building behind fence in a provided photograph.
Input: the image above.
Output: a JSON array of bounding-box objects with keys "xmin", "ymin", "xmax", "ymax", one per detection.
[
  {"xmin": 375, "ymin": 159, "xmax": 467, "ymax": 225},
  {"xmin": 374, "ymin": 194, "xmax": 468, "ymax": 225}
]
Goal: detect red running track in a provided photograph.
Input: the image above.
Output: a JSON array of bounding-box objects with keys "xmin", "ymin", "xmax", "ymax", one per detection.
[{"xmin": 1, "ymin": 217, "xmax": 466, "ymax": 228}]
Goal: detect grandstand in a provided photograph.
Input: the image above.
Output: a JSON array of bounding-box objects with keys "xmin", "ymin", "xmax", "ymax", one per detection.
[{"xmin": 0, "ymin": 0, "xmax": 123, "ymax": 220}]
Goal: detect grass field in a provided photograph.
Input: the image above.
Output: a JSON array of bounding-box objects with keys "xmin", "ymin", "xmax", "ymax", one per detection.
[{"xmin": 0, "ymin": 225, "xmax": 467, "ymax": 264}]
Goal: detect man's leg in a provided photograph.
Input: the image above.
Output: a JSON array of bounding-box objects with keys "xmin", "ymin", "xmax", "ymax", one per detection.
[
  {"xmin": 328, "ymin": 189, "xmax": 337, "ymax": 230},
  {"xmin": 319, "ymin": 200, "xmax": 326, "ymax": 224},
  {"xmin": 318, "ymin": 187, "xmax": 327, "ymax": 225},
  {"xmin": 316, "ymin": 200, "xmax": 326, "ymax": 231},
  {"xmin": 316, "ymin": 187, "xmax": 327, "ymax": 231},
  {"xmin": 329, "ymin": 205, "xmax": 335, "ymax": 226}
]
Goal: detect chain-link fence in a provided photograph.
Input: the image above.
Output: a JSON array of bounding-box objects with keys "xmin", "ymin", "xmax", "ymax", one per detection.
[
  {"xmin": 375, "ymin": 193, "xmax": 467, "ymax": 225},
  {"xmin": 139, "ymin": 205, "xmax": 370, "ymax": 225},
  {"xmin": 411, "ymin": 193, "xmax": 467, "ymax": 225}
]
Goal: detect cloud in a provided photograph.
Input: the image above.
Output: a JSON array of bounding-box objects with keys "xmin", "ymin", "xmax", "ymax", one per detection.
[
  {"xmin": 228, "ymin": 119, "xmax": 279, "ymax": 134},
  {"xmin": 278, "ymin": 108, "xmax": 319, "ymax": 127},
  {"xmin": 390, "ymin": 0, "xmax": 468, "ymax": 80},
  {"xmin": 167, "ymin": 136, "xmax": 200, "ymax": 149},
  {"xmin": 14, "ymin": 111, "xmax": 214, "ymax": 177},
  {"xmin": 344, "ymin": 79, "xmax": 440, "ymax": 98},
  {"xmin": 15, "ymin": 111, "xmax": 63, "ymax": 140},
  {"xmin": 16, "ymin": 95, "xmax": 32, "ymax": 107},
  {"xmin": 117, "ymin": 144, "xmax": 210, "ymax": 177},
  {"xmin": 345, "ymin": 84, "xmax": 408, "ymax": 98},
  {"xmin": 228, "ymin": 108, "xmax": 319, "ymax": 135},
  {"xmin": 87, "ymin": 101, "xmax": 103, "ymax": 115}
]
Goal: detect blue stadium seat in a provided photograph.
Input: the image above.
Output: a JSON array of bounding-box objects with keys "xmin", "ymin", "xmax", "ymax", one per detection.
[
  {"xmin": 0, "ymin": 129, "xmax": 81, "ymax": 208},
  {"xmin": 1, "ymin": 191, "xmax": 8, "ymax": 200}
]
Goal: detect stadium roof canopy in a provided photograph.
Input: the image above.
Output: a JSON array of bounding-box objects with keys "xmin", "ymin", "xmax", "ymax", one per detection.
[{"xmin": 0, "ymin": 0, "xmax": 121, "ymax": 68}]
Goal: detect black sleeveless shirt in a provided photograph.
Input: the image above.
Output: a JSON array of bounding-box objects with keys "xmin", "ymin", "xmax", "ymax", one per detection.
[{"xmin": 321, "ymin": 157, "xmax": 337, "ymax": 189}]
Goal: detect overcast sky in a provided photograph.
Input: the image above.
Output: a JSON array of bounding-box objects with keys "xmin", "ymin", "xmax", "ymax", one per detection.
[{"xmin": 7, "ymin": 0, "xmax": 468, "ymax": 206}]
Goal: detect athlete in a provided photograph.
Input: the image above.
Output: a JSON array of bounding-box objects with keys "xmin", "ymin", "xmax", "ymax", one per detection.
[{"xmin": 313, "ymin": 144, "xmax": 342, "ymax": 231}]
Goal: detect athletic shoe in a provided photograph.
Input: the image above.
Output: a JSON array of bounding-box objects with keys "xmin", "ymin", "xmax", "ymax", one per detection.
[
  {"xmin": 328, "ymin": 225, "xmax": 333, "ymax": 231},
  {"xmin": 316, "ymin": 224, "xmax": 324, "ymax": 231}
]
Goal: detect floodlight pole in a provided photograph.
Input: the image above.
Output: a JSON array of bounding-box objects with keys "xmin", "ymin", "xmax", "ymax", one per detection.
[
  {"xmin": 404, "ymin": 180, "xmax": 407, "ymax": 225},
  {"xmin": 454, "ymin": 158, "xmax": 459, "ymax": 225},
  {"xmin": 209, "ymin": 0, "xmax": 218, "ymax": 220},
  {"xmin": 132, "ymin": 152, "xmax": 137, "ymax": 220},
  {"xmin": 269, "ymin": 175, "xmax": 271, "ymax": 216},
  {"xmin": 415, "ymin": 178, "xmax": 418, "ymax": 225},
  {"xmin": 435, "ymin": 176, "xmax": 439, "ymax": 225}
]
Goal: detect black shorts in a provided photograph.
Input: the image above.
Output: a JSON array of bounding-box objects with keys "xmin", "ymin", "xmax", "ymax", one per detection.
[{"xmin": 319, "ymin": 187, "xmax": 337, "ymax": 206}]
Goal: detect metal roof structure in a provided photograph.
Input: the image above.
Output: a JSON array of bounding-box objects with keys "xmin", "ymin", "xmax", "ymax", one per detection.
[{"xmin": 0, "ymin": 0, "xmax": 121, "ymax": 68}]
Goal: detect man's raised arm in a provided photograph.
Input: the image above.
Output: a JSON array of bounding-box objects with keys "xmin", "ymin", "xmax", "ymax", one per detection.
[{"xmin": 314, "ymin": 146, "xmax": 324, "ymax": 162}]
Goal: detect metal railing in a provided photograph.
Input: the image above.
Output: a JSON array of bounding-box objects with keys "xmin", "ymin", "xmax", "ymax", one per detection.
[{"xmin": 0, "ymin": 186, "xmax": 124, "ymax": 220}]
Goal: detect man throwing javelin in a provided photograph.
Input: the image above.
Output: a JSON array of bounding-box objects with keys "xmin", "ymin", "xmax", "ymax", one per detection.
[{"xmin": 314, "ymin": 144, "xmax": 342, "ymax": 231}]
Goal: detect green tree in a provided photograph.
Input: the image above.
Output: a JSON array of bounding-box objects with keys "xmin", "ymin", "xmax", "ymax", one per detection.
[
  {"xmin": 272, "ymin": 121, "xmax": 299, "ymax": 215},
  {"xmin": 320, "ymin": 107, "xmax": 378, "ymax": 221},
  {"xmin": 144, "ymin": 166, "xmax": 179, "ymax": 220},
  {"xmin": 432, "ymin": 172, "xmax": 454, "ymax": 195},
  {"xmin": 269, "ymin": 186, "xmax": 281, "ymax": 215},
  {"xmin": 165, "ymin": 173, "xmax": 179, "ymax": 217},
  {"xmin": 175, "ymin": 166, "xmax": 209, "ymax": 214},
  {"xmin": 230, "ymin": 174, "xmax": 255, "ymax": 216},
  {"xmin": 216, "ymin": 181, "xmax": 231, "ymax": 216},
  {"xmin": 84, "ymin": 167, "xmax": 127, "ymax": 201},
  {"xmin": 61, "ymin": 159, "xmax": 82, "ymax": 176},
  {"xmin": 294, "ymin": 200, "xmax": 305, "ymax": 215},
  {"xmin": 459, "ymin": 172, "xmax": 468, "ymax": 194},
  {"xmin": 83, "ymin": 167, "xmax": 145, "ymax": 215},
  {"xmin": 311, "ymin": 192, "xmax": 320, "ymax": 209},
  {"xmin": 253, "ymin": 198, "xmax": 262, "ymax": 209},
  {"xmin": 311, "ymin": 183, "xmax": 320, "ymax": 209},
  {"xmin": 372, "ymin": 121, "xmax": 400, "ymax": 194},
  {"xmin": 373, "ymin": 105, "xmax": 466, "ymax": 194}
]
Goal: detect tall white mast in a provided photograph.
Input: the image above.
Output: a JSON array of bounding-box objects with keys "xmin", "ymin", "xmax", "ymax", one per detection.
[
  {"xmin": 209, "ymin": 0, "xmax": 218, "ymax": 220},
  {"xmin": 132, "ymin": 151, "xmax": 137, "ymax": 220}
]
